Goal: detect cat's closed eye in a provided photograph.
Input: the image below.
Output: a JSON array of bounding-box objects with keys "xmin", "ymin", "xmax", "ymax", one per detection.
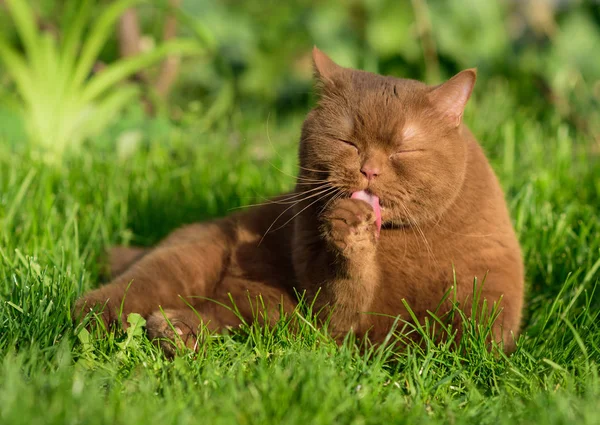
[
  {"xmin": 338, "ymin": 139, "xmax": 359, "ymax": 153},
  {"xmin": 389, "ymin": 149, "xmax": 424, "ymax": 159}
]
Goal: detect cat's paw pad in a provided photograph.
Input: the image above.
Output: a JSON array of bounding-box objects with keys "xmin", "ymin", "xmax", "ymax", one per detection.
[
  {"xmin": 322, "ymin": 198, "xmax": 378, "ymax": 254},
  {"xmin": 146, "ymin": 310, "xmax": 199, "ymax": 356}
]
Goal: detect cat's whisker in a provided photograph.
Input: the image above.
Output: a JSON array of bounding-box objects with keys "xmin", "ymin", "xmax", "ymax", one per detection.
[
  {"xmin": 271, "ymin": 183, "xmax": 332, "ymax": 201},
  {"xmin": 295, "ymin": 180, "xmax": 331, "ymax": 185},
  {"xmin": 398, "ymin": 201, "xmax": 437, "ymax": 266},
  {"xmin": 270, "ymin": 185, "xmax": 337, "ymax": 205},
  {"xmin": 319, "ymin": 189, "xmax": 345, "ymax": 215},
  {"xmin": 268, "ymin": 163, "xmax": 329, "ymax": 183},
  {"xmin": 295, "ymin": 175, "xmax": 330, "ymax": 183},
  {"xmin": 400, "ymin": 203, "xmax": 425, "ymax": 251},
  {"xmin": 270, "ymin": 187, "xmax": 340, "ymax": 233},
  {"xmin": 258, "ymin": 185, "xmax": 339, "ymax": 245},
  {"xmin": 228, "ymin": 183, "xmax": 334, "ymax": 211},
  {"xmin": 258, "ymin": 204, "xmax": 301, "ymax": 246},
  {"xmin": 295, "ymin": 180, "xmax": 343, "ymax": 191},
  {"xmin": 280, "ymin": 181, "xmax": 342, "ymax": 202},
  {"xmin": 297, "ymin": 165, "xmax": 329, "ymax": 174}
]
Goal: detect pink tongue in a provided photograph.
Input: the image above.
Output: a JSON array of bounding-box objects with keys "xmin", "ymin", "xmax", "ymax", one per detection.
[{"xmin": 351, "ymin": 190, "xmax": 382, "ymax": 235}]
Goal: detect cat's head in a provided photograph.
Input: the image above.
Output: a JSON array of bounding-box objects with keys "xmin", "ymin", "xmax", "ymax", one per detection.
[{"xmin": 299, "ymin": 47, "xmax": 476, "ymax": 226}]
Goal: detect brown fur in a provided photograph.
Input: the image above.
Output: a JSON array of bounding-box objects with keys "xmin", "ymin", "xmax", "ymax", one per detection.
[{"xmin": 74, "ymin": 48, "xmax": 524, "ymax": 353}]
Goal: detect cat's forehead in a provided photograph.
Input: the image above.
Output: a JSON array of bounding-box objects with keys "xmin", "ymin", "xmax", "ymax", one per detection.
[
  {"xmin": 348, "ymin": 74, "xmax": 426, "ymax": 113},
  {"xmin": 341, "ymin": 74, "xmax": 426, "ymax": 141},
  {"xmin": 350, "ymin": 71, "xmax": 426, "ymax": 97}
]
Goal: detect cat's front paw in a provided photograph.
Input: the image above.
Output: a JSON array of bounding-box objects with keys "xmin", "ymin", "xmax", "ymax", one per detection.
[{"xmin": 321, "ymin": 198, "xmax": 378, "ymax": 256}]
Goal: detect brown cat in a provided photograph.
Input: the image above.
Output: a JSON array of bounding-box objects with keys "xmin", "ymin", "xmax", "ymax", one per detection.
[{"xmin": 74, "ymin": 48, "xmax": 524, "ymax": 354}]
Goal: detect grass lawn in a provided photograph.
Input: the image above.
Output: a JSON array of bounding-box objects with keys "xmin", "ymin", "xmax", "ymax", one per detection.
[{"xmin": 0, "ymin": 84, "xmax": 599, "ymax": 424}]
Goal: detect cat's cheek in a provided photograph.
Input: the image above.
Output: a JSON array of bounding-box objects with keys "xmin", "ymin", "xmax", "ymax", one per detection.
[
  {"xmin": 379, "ymin": 208, "xmax": 395, "ymax": 225},
  {"xmin": 389, "ymin": 150, "xmax": 426, "ymax": 164},
  {"xmin": 379, "ymin": 205, "xmax": 410, "ymax": 226},
  {"xmin": 379, "ymin": 208, "xmax": 388, "ymax": 223}
]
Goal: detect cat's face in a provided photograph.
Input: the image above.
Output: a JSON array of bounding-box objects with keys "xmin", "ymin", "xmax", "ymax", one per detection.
[{"xmin": 299, "ymin": 48, "xmax": 476, "ymax": 226}]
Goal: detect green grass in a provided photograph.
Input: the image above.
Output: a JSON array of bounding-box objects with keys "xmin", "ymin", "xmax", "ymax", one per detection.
[{"xmin": 0, "ymin": 84, "xmax": 599, "ymax": 424}]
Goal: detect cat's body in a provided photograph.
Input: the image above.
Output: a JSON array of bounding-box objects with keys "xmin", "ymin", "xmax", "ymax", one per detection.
[{"xmin": 75, "ymin": 48, "xmax": 524, "ymax": 354}]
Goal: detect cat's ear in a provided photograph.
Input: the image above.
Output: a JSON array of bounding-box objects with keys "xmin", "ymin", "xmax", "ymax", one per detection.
[
  {"xmin": 428, "ymin": 69, "xmax": 477, "ymax": 127},
  {"xmin": 312, "ymin": 46, "xmax": 344, "ymax": 85}
]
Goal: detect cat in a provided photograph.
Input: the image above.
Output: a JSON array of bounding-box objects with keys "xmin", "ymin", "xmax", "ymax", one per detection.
[{"xmin": 74, "ymin": 47, "xmax": 524, "ymax": 355}]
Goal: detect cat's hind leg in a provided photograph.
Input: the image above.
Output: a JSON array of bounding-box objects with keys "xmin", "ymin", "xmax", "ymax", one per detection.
[
  {"xmin": 105, "ymin": 222, "xmax": 230, "ymax": 279},
  {"xmin": 107, "ymin": 246, "xmax": 150, "ymax": 278},
  {"xmin": 74, "ymin": 235, "xmax": 231, "ymax": 328},
  {"xmin": 145, "ymin": 277, "xmax": 298, "ymax": 356}
]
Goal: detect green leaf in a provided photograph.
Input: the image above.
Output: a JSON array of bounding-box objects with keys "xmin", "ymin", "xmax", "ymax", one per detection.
[
  {"xmin": 126, "ymin": 313, "xmax": 146, "ymax": 337},
  {"xmin": 0, "ymin": 37, "xmax": 36, "ymax": 103},
  {"xmin": 117, "ymin": 313, "xmax": 147, "ymax": 351},
  {"xmin": 79, "ymin": 85, "xmax": 141, "ymax": 142},
  {"xmin": 4, "ymin": 0, "xmax": 40, "ymax": 69},
  {"xmin": 76, "ymin": 327, "xmax": 91, "ymax": 345},
  {"xmin": 71, "ymin": 0, "xmax": 146, "ymax": 90},
  {"xmin": 60, "ymin": 0, "xmax": 94, "ymax": 83},
  {"xmin": 81, "ymin": 39, "xmax": 202, "ymax": 103}
]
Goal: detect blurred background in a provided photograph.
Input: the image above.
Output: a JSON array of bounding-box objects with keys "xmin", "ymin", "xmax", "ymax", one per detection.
[{"xmin": 0, "ymin": 0, "xmax": 598, "ymax": 159}]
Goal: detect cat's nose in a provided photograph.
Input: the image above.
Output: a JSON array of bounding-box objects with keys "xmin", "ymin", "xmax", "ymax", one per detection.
[{"xmin": 360, "ymin": 165, "xmax": 380, "ymax": 180}]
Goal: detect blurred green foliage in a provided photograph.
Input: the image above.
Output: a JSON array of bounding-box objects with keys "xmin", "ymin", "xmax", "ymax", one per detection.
[
  {"xmin": 0, "ymin": 0, "xmax": 202, "ymax": 159},
  {"xmin": 174, "ymin": 0, "xmax": 600, "ymax": 121},
  {"xmin": 0, "ymin": 0, "xmax": 598, "ymax": 154}
]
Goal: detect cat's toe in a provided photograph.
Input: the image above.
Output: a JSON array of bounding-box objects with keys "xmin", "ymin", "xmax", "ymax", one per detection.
[
  {"xmin": 322, "ymin": 198, "xmax": 378, "ymax": 254},
  {"xmin": 146, "ymin": 310, "xmax": 199, "ymax": 357}
]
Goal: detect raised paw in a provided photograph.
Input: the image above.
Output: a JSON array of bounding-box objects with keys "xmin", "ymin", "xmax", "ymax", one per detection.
[{"xmin": 321, "ymin": 198, "xmax": 379, "ymax": 255}]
